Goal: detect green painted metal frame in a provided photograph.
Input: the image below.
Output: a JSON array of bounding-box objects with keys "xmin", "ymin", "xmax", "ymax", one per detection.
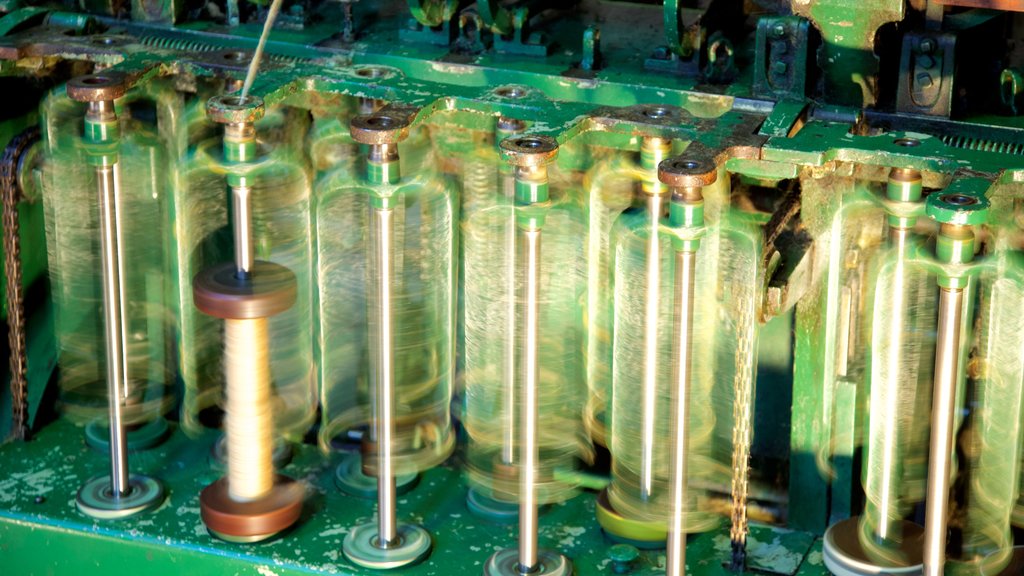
[{"xmin": 1, "ymin": 1, "xmax": 1024, "ymax": 569}]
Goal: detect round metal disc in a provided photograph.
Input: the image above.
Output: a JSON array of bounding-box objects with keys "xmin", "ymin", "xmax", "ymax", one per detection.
[
  {"xmin": 85, "ymin": 418, "xmax": 170, "ymax": 452},
  {"xmin": 66, "ymin": 72, "xmax": 128, "ymax": 102},
  {"xmin": 334, "ymin": 453, "xmax": 418, "ymax": 499},
  {"xmin": 76, "ymin": 474, "xmax": 166, "ymax": 520},
  {"xmin": 200, "ymin": 475, "xmax": 303, "ymax": 542},
  {"xmin": 193, "ymin": 260, "xmax": 297, "ymax": 320},
  {"xmin": 343, "ymin": 522, "xmax": 432, "ymax": 569},
  {"xmin": 823, "ymin": 517, "xmax": 924, "ymax": 576},
  {"xmin": 483, "ymin": 548, "xmax": 572, "ymax": 576},
  {"xmin": 981, "ymin": 545, "xmax": 1024, "ymax": 576},
  {"xmin": 210, "ymin": 435, "xmax": 293, "ymax": 470},
  {"xmin": 466, "ymin": 487, "xmax": 519, "ymax": 523}
]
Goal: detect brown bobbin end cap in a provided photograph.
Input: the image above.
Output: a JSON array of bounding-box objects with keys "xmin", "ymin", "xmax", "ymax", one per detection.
[
  {"xmin": 66, "ymin": 72, "xmax": 128, "ymax": 102},
  {"xmin": 349, "ymin": 107, "xmax": 417, "ymax": 145},
  {"xmin": 200, "ymin": 475, "xmax": 304, "ymax": 540},
  {"xmin": 499, "ymin": 135, "xmax": 559, "ymax": 167},
  {"xmin": 658, "ymin": 156, "xmax": 718, "ymax": 188},
  {"xmin": 193, "ymin": 260, "xmax": 297, "ymax": 319},
  {"xmin": 207, "ymin": 94, "xmax": 266, "ymax": 125}
]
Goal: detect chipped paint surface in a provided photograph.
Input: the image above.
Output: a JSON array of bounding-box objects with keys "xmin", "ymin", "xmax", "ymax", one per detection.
[{"xmin": 0, "ymin": 420, "xmax": 830, "ymax": 575}]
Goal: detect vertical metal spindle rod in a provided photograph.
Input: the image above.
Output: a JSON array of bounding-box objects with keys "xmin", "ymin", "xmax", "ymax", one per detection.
[
  {"xmin": 639, "ymin": 137, "xmax": 672, "ymax": 501},
  {"xmin": 91, "ymin": 98, "xmax": 131, "ymax": 498},
  {"xmin": 639, "ymin": 192, "xmax": 667, "ymax": 500},
  {"xmin": 666, "ymin": 246, "xmax": 696, "ymax": 576},
  {"xmin": 922, "ymin": 286, "xmax": 964, "ymax": 576},
  {"xmin": 920, "ymin": 189, "xmax": 989, "ymax": 576},
  {"xmin": 517, "ymin": 222, "xmax": 542, "ymax": 573},
  {"xmin": 498, "ymin": 118, "xmax": 525, "ymax": 468},
  {"xmin": 369, "ymin": 141, "xmax": 399, "ymax": 549},
  {"xmin": 658, "ymin": 159, "xmax": 712, "ymax": 576}
]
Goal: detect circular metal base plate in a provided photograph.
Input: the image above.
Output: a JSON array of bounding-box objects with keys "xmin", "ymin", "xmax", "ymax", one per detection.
[
  {"xmin": 85, "ymin": 418, "xmax": 170, "ymax": 452},
  {"xmin": 466, "ymin": 487, "xmax": 519, "ymax": 523},
  {"xmin": 342, "ymin": 522, "xmax": 432, "ymax": 569},
  {"xmin": 334, "ymin": 454, "xmax": 418, "ymax": 499},
  {"xmin": 483, "ymin": 548, "xmax": 572, "ymax": 576},
  {"xmin": 823, "ymin": 517, "xmax": 924, "ymax": 576},
  {"xmin": 981, "ymin": 546, "xmax": 1024, "ymax": 576},
  {"xmin": 210, "ymin": 435, "xmax": 293, "ymax": 470},
  {"xmin": 76, "ymin": 474, "xmax": 166, "ymax": 520},
  {"xmin": 594, "ymin": 488, "xmax": 666, "ymax": 549},
  {"xmin": 200, "ymin": 475, "xmax": 303, "ymax": 543}
]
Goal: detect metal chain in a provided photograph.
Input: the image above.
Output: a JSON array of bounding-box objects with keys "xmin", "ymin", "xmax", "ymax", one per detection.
[
  {"xmin": 3, "ymin": 126, "xmax": 40, "ymax": 441},
  {"xmin": 729, "ymin": 296, "xmax": 756, "ymax": 571}
]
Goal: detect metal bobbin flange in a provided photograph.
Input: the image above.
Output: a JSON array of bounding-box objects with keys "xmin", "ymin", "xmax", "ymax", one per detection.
[
  {"xmin": 822, "ymin": 517, "xmax": 925, "ymax": 576},
  {"xmin": 658, "ymin": 156, "xmax": 718, "ymax": 189},
  {"xmin": 349, "ymin": 108, "xmax": 417, "ymax": 145},
  {"xmin": 200, "ymin": 475, "xmax": 304, "ymax": 543},
  {"xmin": 66, "ymin": 72, "xmax": 128, "ymax": 103},
  {"xmin": 193, "ymin": 261, "xmax": 297, "ymax": 320},
  {"xmin": 594, "ymin": 488, "xmax": 667, "ymax": 549},
  {"xmin": 206, "ymin": 94, "xmax": 266, "ymax": 125},
  {"xmin": 499, "ymin": 134, "xmax": 559, "ymax": 167}
]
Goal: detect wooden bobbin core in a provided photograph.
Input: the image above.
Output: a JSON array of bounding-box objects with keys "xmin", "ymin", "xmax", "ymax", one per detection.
[
  {"xmin": 200, "ymin": 474, "xmax": 304, "ymax": 543},
  {"xmin": 193, "ymin": 261, "xmax": 297, "ymax": 320}
]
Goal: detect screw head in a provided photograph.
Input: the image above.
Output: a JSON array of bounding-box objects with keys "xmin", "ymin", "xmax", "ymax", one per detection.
[
  {"xmin": 771, "ymin": 61, "xmax": 788, "ymax": 75},
  {"xmin": 206, "ymin": 94, "xmax": 266, "ymax": 125},
  {"xmin": 918, "ymin": 38, "xmax": 935, "ymax": 54},
  {"xmin": 926, "ymin": 190, "xmax": 990, "ymax": 226},
  {"xmin": 659, "ymin": 156, "xmax": 717, "ymax": 188},
  {"xmin": 771, "ymin": 23, "xmax": 786, "ymax": 38},
  {"xmin": 499, "ymin": 135, "xmax": 559, "ymax": 167},
  {"xmin": 66, "ymin": 72, "xmax": 128, "ymax": 102}
]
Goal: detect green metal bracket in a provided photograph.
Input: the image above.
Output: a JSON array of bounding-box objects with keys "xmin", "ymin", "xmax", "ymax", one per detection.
[
  {"xmin": 753, "ymin": 16, "xmax": 811, "ymax": 100},
  {"xmin": 790, "ymin": 0, "xmax": 904, "ymax": 107}
]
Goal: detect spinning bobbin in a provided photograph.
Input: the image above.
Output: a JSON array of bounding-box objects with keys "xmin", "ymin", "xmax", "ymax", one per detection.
[
  {"xmin": 68, "ymin": 72, "xmax": 167, "ymax": 520},
  {"xmin": 342, "ymin": 107, "xmax": 432, "ymax": 570},
  {"xmin": 195, "ymin": 94, "xmax": 303, "ymax": 543}
]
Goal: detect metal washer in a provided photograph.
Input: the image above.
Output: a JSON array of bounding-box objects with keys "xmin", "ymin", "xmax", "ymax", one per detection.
[
  {"xmin": 76, "ymin": 474, "xmax": 166, "ymax": 520},
  {"xmin": 483, "ymin": 548, "xmax": 572, "ymax": 576},
  {"xmin": 343, "ymin": 522, "xmax": 432, "ymax": 569},
  {"xmin": 334, "ymin": 453, "xmax": 418, "ymax": 499},
  {"xmin": 823, "ymin": 517, "xmax": 923, "ymax": 576}
]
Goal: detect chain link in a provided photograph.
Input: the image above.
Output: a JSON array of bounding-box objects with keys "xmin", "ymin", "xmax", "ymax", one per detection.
[
  {"xmin": 729, "ymin": 295, "xmax": 756, "ymax": 570},
  {"xmin": 3, "ymin": 126, "xmax": 40, "ymax": 441}
]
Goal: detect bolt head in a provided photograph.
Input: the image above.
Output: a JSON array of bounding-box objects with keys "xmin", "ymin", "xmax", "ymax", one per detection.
[
  {"xmin": 926, "ymin": 191, "xmax": 990, "ymax": 226},
  {"xmin": 499, "ymin": 135, "xmax": 559, "ymax": 167},
  {"xmin": 608, "ymin": 544, "xmax": 639, "ymax": 563},
  {"xmin": 206, "ymin": 94, "xmax": 265, "ymax": 125},
  {"xmin": 918, "ymin": 38, "xmax": 935, "ymax": 54},
  {"xmin": 771, "ymin": 23, "xmax": 786, "ymax": 38},
  {"xmin": 66, "ymin": 72, "xmax": 128, "ymax": 102},
  {"xmin": 659, "ymin": 156, "xmax": 717, "ymax": 188},
  {"xmin": 349, "ymin": 109, "xmax": 416, "ymax": 145},
  {"xmin": 771, "ymin": 61, "xmax": 788, "ymax": 75}
]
